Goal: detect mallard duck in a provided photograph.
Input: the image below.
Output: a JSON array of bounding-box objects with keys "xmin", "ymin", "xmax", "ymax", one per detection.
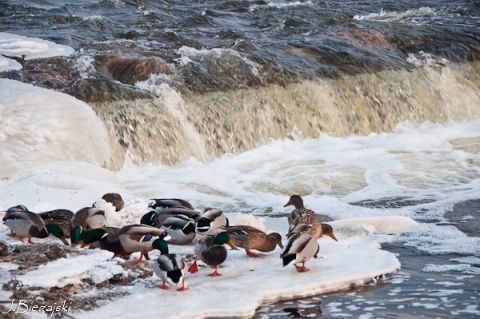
[
  {"xmin": 141, "ymin": 207, "xmax": 200, "ymax": 227},
  {"xmin": 149, "ymin": 198, "xmax": 195, "ymax": 210},
  {"xmin": 82, "ymin": 224, "xmax": 167, "ymax": 266},
  {"xmin": 101, "ymin": 193, "xmax": 124, "ymax": 212},
  {"xmin": 151, "ymin": 235, "xmax": 189, "ymax": 291},
  {"xmin": 321, "ymin": 223, "xmax": 338, "ymax": 241},
  {"xmin": 196, "ymin": 208, "xmax": 229, "ymax": 235},
  {"xmin": 88, "ymin": 226, "xmax": 120, "ymax": 250},
  {"xmin": 284, "ymin": 195, "xmax": 322, "ymax": 239},
  {"xmin": 223, "ymin": 225, "xmax": 283, "ymax": 257},
  {"xmin": 70, "ymin": 207, "xmax": 106, "ymax": 247},
  {"xmin": 2, "ymin": 205, "xmax": 68, "ymax": 245},
  {"xmin": 188, "ymin": 232, "xmax": 234, "ymax": 276},
  {"xmin": 281, "ymin": 224, "xmax": 319, "ymax": 272},
  {"xmin": 159, "ymin": 215, "xmax": 196, "ymax": 245},
  {"xmin": 38, "ymin": 209, "xmax": 74, "ymax": 237}
]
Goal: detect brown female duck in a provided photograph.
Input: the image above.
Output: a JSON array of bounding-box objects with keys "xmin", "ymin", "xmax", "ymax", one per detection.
[
  {"xmin": 284, "ymin": 195, "xmax": 322, "ymax": 238},
  {"xmin": 223, "ymin": 225, "xmax": 283, "ymax": 257}
]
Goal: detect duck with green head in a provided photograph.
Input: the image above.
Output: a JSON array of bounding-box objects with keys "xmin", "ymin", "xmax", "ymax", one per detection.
[
  {"xmin": 38, "ymin": 209, "xmax": 74, "ymax": 238},
  {"xmin": 2, "ymin": 205, "xmax": 69, "ymax": 245},
  {"xmin": 151, "ymin": 234, "xmax": 189, "ymax": 291},
  {"xmin": 83, "ymin": 224, "xmax": 167, "ymax": 266},
  {"xmin": 70, "ymin": 207, "xmax": 106, "ymax": 247},
  {"xmin": 188, "ymin": 231, "xmax": 236, "ymax": 276}
]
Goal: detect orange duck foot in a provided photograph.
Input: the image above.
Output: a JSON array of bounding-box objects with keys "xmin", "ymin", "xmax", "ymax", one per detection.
[
  {"xmin": 7, "ymin": 232, "xmax": 17, "ymax": 238},
  {"xmin": 207, "ymin": 267, "xmax": 222, "ymax": 277},
  {"xmin": 295, "ymin": 264, "xmax": 310, "ymax": 272},
  {"xmin": 246, "ymin": 249, "xmax": 264, "ymax": 257},
  {"xmin": 158, "ymin": 283, "xmax": 170, "ymax": 290},
  {"xmin": 188, "ymin": 259, "xmax": 199, "ymax": 273}
]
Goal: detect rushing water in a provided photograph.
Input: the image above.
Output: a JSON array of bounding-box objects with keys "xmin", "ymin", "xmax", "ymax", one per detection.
[
  {"xmin": 1, "ymin": 0, "xmax": 480, "ymax": 318},
  {"xmin": 1, "ymin": 0, "xmax": 480, "ymax": 167}
]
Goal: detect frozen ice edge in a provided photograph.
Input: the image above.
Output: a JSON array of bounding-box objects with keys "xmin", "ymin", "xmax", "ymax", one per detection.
[{"xmin": 73, "ymin": 229, "xmax": 401, "ymax": 319}]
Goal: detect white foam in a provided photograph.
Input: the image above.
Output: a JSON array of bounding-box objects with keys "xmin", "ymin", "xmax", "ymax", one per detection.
[
  {"xmin": 353, "ymin": 7, "xmax": 437, "ymax": 22},
  {"xmin": 0, "ymin": 32, "xmax": 74, "ymax": 71},
  {"xmin": 422, "ymin": 264, "xmax": 480, "ymax": 275},
  {"xmin": 249, "ymin": 1, "xmax": 313, "ymax": 12},
  {"xmin": 1, "ymin": 75, "xmax": 480, "ymax": 317}
]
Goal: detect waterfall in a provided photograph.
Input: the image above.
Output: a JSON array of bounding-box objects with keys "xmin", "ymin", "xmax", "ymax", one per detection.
[{"xmin": 92, "ymin": 60, "xmax": 480, "ymax": 170}]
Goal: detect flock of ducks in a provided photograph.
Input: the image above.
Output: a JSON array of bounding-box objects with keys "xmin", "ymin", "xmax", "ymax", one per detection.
[{"xmin": 1, "ymin": 194, "xmax": 337, "ymax": 291}]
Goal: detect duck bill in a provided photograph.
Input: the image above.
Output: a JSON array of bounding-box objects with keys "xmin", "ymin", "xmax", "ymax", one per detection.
[
  {"xmin": 284, "ymin": 200, "xmax": 292, "ymax": 207},
  {"xmin": 59, "ymin": 236, "xmax": 69, "ymax": 246},
  {"xmin": 329, "ymin": 233, "xmax": 338, "ymax": 241},
  {"xmin": 278, "ymin": 242, "xmax": 284, "ymax": 249},
  {"xmin": 226, "ymin": 240, "xmax": 237, "ymax": 250}
]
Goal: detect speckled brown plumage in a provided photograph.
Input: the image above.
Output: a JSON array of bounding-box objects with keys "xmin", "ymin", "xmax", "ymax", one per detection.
[
  {"xmin": 223, "ymin": 225, "xmax": 283, "ymax": 257},
  {"xmin": 284, "ymin": 195, "xmax": 322, "ymax": 238}
]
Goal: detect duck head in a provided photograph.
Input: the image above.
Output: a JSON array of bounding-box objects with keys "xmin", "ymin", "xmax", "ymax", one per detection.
[
  {"xmin": 45, "ymin": 224, "xmax": 69, "ymax": 246},
  {"xmin": 140, "ymin": 211, "xmax": 156, "ymax": 226},
  {"xmin": 284, "ymin": 195, "xmax": 305, "ymax": 209},
  {"xmin": 214, "ymin": 231, "xmax": 237, "ymax": 249},
  {"xmin": 70, "ymin": 226, "xmax": 83, "ymax": 247},
  {"xmin": 81, "ymin": 228, "xmax": 108, "ymax": 247},
  {"xmin": 151, "ymin": 237, "xmax": 169, "ymax": 255}
]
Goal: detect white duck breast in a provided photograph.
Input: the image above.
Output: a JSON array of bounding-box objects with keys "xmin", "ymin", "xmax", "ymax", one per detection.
[{"xmin": 3, "ymin": 211, "xmax": 44, "ymax": 237}]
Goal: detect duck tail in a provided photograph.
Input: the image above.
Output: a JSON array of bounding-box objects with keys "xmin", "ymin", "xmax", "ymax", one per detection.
[{"xmin": 282, "ymin": 254, "xmax": 297, "ymax": 267}]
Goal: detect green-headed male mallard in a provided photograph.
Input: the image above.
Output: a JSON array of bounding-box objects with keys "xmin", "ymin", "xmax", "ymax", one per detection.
[
  {"xmin": 188, "ymin": 231, "xmax": 235, "ymax": 276},
  {"xmin": 38, "ymin": 209, "xmax": 74, "ymax": 237},
  {"xmin": 281, "ymin": 224, "xmax": 319, "ymax": 272},
  {"xmin": 2, "ymin": 205, "xmax": 68, "ymax": 245},
  {"xmin": 70, "ymin": 207, "xmax": 106, "ymax": 247},
  {"xmin": 151, "ymin": 234, "xmax": 189, "ymax": 291},
  {"xmin": 83, "ymin": 224, "xmax": 167, "ymax": 266},
  {"xmin": 223, "ymin": 225, "xmax": 283, "ymax": 257},
  {"xmin": 284, "ymin": 195, "xmax": 322, "ymax": 239}
]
